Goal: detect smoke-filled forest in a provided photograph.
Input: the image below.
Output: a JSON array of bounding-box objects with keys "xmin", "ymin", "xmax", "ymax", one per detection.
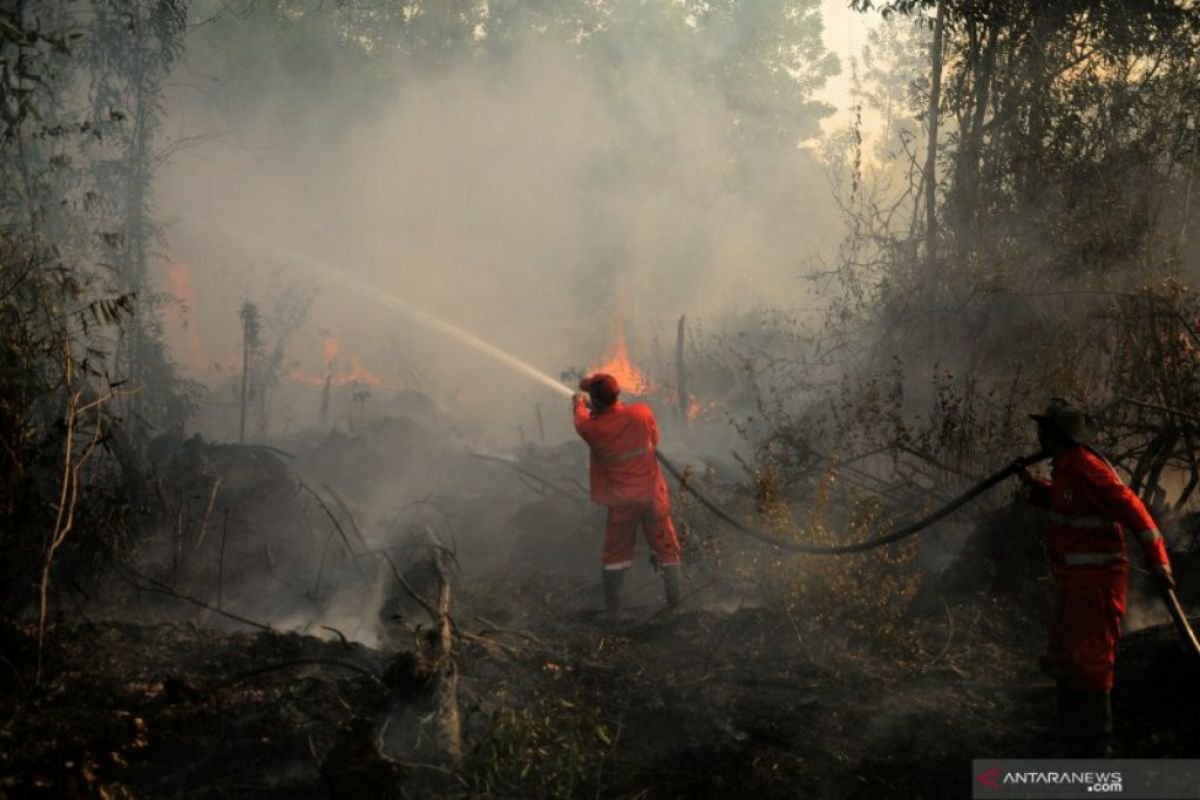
[{"xmin": 2, "ymin": 1, "xmax": 1199, "ymax": 797}]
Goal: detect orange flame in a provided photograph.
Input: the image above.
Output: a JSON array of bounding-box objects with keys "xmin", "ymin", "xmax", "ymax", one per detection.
[
  {"xmin": 289, "ymin": 336, "xmax": 383, "ymax": 387},
  {"xmin": 167, "ymin": 261, "xmax": 195, "ymax": 312},
  {"xmin": 322, "ymin": 336, "xmax": 341, "ymax": 371},
  {"xmin": 161, "ymin": 260, "xmax": 207, "ymax": 371},
  {"xmin": 589, "ymin": 328, "xmax": 651, "ymax": 396},
  {"xmin": 687, "ymin": 397, "xmax": 718, "ymax": 421}
]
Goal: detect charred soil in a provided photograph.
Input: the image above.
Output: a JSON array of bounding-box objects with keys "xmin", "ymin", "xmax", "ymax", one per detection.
[{"xmin": 6, "ymin": 576, "xmax": 1194, "ymax": 799}]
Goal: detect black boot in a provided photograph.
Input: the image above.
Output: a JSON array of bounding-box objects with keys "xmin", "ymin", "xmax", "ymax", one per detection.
[
  {"xmin": 661, "ymin": 564, "xmax": 682, "ymax": 607},
  {"xmin": 1055, "ymin": 681, "xmax": 1081, "ymax": 756},
  {"xmin": 1077, "ymin": 691, "xmax": 1113, "ymax": 757},
  {"xmin": 603, "ymin": 569, "xmax": 626, "ymax": 622}
]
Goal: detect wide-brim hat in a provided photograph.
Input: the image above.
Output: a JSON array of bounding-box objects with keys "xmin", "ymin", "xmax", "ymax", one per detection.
[
  {"xmin": 580, "ymin": 373, "xmax": 620, "ymax": 404},
  {"xmin": 1029, "ymin": 397, "xmax": 1096, "ymax": 444}
]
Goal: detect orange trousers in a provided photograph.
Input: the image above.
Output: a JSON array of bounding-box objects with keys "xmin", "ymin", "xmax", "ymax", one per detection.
[
  {"xmin": 602, "ymin": 503, "xmax": 681, "ymax": 571},
  {"xmin": 1048, "ymin": 567, "xmax": 1127, "ymax": 692}
]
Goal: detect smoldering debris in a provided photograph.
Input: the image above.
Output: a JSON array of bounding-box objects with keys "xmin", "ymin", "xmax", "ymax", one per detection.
[
  {"xmin": 12, "ymin": 382, "xmax": 1198, "ymax": 799},
  {"xmin": 9, "ymin": 580, "xmax": 1199, "ymax": 798}
]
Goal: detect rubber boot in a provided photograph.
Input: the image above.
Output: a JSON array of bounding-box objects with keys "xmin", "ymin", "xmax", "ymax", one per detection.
[
  {"xmin": 1077, "ymin": 691, "xmax": 1113, "ymax": 757},
  {"xmin": 603, "ymin": 569, "xmax": 626, "ymax": 623},
  {"xmin": 1054, "ymin": 681, "xmax": 1081, "ymax": 756},
  {"xmin": 661, "ymin": 564, "xmax": 682, "ymax": 608}
]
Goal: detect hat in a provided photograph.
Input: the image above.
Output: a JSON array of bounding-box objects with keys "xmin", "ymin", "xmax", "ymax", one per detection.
[
  {"xmin": 1030, "ymin": 397, "xmax": 1096, "ymax": 444},
  {"xmin": 580, "ymin": 373, "xmax": 620, "ymax": 405}
]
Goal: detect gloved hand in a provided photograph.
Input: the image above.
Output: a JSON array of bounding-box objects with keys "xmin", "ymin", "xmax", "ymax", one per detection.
[
  {"xmin": 573, "ymin": 392, "xmax": 591, "ymax": 408},
  {"xmin": 1153, "ymin": 563, "xmax": 1176, "ymax": 592},
  {"xmin": 1016, "ymin": 467, "xmax": 1040, "ymax": 487}
]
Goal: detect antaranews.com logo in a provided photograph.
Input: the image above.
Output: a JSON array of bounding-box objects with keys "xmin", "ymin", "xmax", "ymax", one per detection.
[
  {"xmin": 972, "ymin": 759, "xmax": 1200, "ymax": 799},
  {"xmin": 976, "ymin": 766, "xmax": 1123, "ymax": 793}
]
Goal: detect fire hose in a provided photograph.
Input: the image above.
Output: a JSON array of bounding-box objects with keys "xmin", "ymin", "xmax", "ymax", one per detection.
[
  {"xmin": 657, "ymin": 448, "xmax": 1200, "ymax": 659},
  {"xmin": 654, "ymin": 449, "xmax": 1047, "ymax": 555},
  {"xmin": 1158, "ymin": 582, "xmax": 1200, "ymax": 661}
]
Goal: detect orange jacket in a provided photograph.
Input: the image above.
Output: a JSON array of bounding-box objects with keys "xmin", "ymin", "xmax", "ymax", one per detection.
[
  {"xmin": 1026, "ymin": 444, "xmax": 1170, "ymax": 574},
  {"xmin": 573, "ymin": 396, "xmax": 669, "ymax": 509}
]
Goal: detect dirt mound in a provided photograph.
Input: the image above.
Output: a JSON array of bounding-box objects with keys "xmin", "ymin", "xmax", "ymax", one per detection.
[
  {"xmin": 1114, "ymin": 618, "xmax": 1200, "ymax": 755},
  {"xmin": 0, "ymin": 621, "xmax": 389, "ymax": 797}
]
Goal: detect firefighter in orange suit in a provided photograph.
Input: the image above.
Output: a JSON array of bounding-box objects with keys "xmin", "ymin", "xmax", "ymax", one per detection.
[
  {"xmin": 573, "ymin": 372, "xmax": 682, "ymax": 619},
  {"xmin": 1019, "ymin": 398, "xmax": 1174, "ymax": 755}
]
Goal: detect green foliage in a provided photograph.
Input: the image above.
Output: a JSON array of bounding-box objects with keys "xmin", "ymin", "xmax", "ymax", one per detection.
[
  {"xmin": 0, "ymin": 2, "xmax": 191, "ymax": 616},
  {"xmin": 804, "ymin": 0, "xmax": 1200, "ymax": 483},
  {"xmin": 733, "ymin": 438, "xmax": 923, "ymax": 657},
  {"xmin": 234, "ymin": 285, "xmax": 312, "ymax": 439},
  {"xmin": 188, "ymin": 0, "xmax": 837, "ymax": 148},
  {"xmin": 85, "ymin": 0, "xmax": 190, "ymax": 434},
  {"xmin": 467, "ymin": 688, "xmax": 613, "ymax": 799}
]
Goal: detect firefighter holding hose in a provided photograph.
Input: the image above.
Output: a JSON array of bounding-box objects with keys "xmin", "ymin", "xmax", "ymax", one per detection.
[
  {"xmin": 1019, "ymin": 398, "xmax": 1175, "ymax": 755},
  {"xmin": 573, "ymin": 373, "xmax": 682, "ymax": 621}
]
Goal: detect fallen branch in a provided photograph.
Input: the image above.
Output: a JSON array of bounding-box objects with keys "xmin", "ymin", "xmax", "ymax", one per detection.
[
  {"xmin": 468, "ymin": 451, "xmax": 587, "ymax": 501},
  {"xmin": 107, "ymin": 552, "xmax": 271, "ymax": 632},
  {"xmin": 214, "ymin": 658, "xmax": 383, "ymax": 690},
  {"xmin": 389, "ymin": 497, "xmax": 458, "ymax": 550},
  {"xmin": 380, "ymin": 552, "xmax": 440, "ymax": 622},
  {"xmin": 37, "ymin": 370, "xmax": 116, "ymax": 685},
  {"xmin": 1121, "ymin": 397, "xmax": 1200, "ymax": 426},
  {"xmin": 457, "ymin": 630, "xmax": 521, "ymax": 659},
  {"xmin": 631, "ymin": 578, "xmax": 721, "ymax": 630},
  {"xmin": 474, "ymin": 615, "xmax": 549, "ymax": 649},
  {"xmin": 298, "ymin": 481, "xmax": 367, "ymax": 581},
  {"xmin": 323, "ymin": 483, "xmax": 370, "ymax": 550},
  {"xmin": 320, "ymin": 625, "xmax": 351, "ymax": 646},
  {"xmin": 429, "ymin": 544, "xmax": 461, "ymax": 766},
  {"xmin": 191, "ymin": 476, "xmax": 225, "ymax": 552}
]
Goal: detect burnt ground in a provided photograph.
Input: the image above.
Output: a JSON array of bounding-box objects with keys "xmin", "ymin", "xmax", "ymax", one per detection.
[
  {"xmin": 4, "ymin": 573, "xmax": 1197, "ymax": 799},
  {"xmin": 4, "ymin": 424, "xmax": 1200, "ymax": 798}
]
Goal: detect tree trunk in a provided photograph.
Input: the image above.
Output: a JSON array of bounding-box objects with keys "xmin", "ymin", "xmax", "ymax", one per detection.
[
  {"xmin": 124, "ymin": 1, "xmax": 151, "ymax": 421},
  {"xmin": 239, "ymin": 321, "xmax": 250, "ymax": 444},
  {"xmin": 968, "ymin": 20, "xmax": 997, "ymax": 231},
  {"xmin": 676, "ymin": 315, "xmax": 688, "ymax": 424},
  {"xmin": 430, "ymin": 546, "xmax": 461, "ymax": 766},
  {"xmin": 924, "ymin": 0, "xmax": 946, "ymax": 280}
]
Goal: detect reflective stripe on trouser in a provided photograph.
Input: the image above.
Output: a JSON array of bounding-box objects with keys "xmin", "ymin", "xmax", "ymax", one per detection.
[
  {"xmin": 603, "ymin": 503, "xmax": 681, "ymax": 570},
  {"xmin": 1063, "ymin": 552, "xmax": 1124, "ymax": 566},
  {"xmin": 1048, "ymin": 568, "xmax": 1127, "ymax": 692},
  {"xmin": 1050, "ymin": 512, "xmax": 1112, "ymax": 529}
]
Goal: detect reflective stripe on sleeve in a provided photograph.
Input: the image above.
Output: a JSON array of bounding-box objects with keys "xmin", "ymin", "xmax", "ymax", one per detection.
[
  {"xmin": 1137, "ymin": 528, "xmax": 1163, "ymax": 543},
  {"xmin": 1062, "ymin": 552, "xmax": 1125, "ymax": 566},
  {"xmin": 1049, "ymin": 512, "xmax": 1113, "ymax": 529},
  {"xmin": 598, "ymin": 445, "xmax": 652, "ymax": 464}
]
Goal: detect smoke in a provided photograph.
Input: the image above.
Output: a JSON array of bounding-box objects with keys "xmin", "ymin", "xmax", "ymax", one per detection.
[{"xmin": 157, "ymin": 11, "xmax": 840, "ymax": 442}]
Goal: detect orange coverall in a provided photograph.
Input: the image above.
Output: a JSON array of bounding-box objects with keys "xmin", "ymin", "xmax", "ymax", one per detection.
[
  {"xmin": 573, "ymin": 396, "xmax": 681, "ymax": 571},
  {"xmin": 1026, "ymin": 444, "xmax": 1171, "ymax": 691}
]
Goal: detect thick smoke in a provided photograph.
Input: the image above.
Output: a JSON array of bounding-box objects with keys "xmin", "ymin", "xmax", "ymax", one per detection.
[{"xmin": 158, "ymin": 17, "xmax": 841, "ymax": 442}]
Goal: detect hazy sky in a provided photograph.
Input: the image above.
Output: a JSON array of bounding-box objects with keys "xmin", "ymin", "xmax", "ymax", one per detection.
[
  {"xmin": 816, "ymin": 0, "xmax": 879, "ymax": 134},
  {"xmin": 159, "ymin": 2, "xmax": 887, "ymax": 442}
]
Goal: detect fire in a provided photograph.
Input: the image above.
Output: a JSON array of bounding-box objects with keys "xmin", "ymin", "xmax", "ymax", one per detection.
[
  {"xmin": 160, "ymin": 260, "xmax": 207, "ymax": 371},
  {"xmin": 322, "ymin": 336, "xmax": 341, "ymax": 371},
  {"xmin": 288, "ymin": 357, "xmax": 384, "ymax": 388},
  {"xmin": 335, "ymin": 355, "xmax": 384, "ymax": 387},
  {"xmin": 167, "ymin": 261, "xmax": 195, "ymax": 312},
  {"xmin": 687, "ymin": 397, "xmax": 718, "ymax": 421},
  {"xmin": 589, "ymin": 328, "xmax": 652, "ymax": 396},
  {"xmin": 289, "ymin": 336, "xmax": 383, "ymax": 387}
]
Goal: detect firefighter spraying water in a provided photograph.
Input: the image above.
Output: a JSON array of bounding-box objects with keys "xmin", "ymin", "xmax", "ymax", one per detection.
[
  {"xmin": 572, "ymin": 373, "xmax": 681, "ymax": 621},
  {"xmin": 203, "ymin": 223, "xmax": 1197, "ymax": 694}
]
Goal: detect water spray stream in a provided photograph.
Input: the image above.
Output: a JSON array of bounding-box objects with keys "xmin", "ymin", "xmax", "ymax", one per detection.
[
  {"xmin": 190, "ymin": 218, "xmax": 1042, "ymax": 558},
  {"xmin": 188, "ymin": 217, "xmax": 575, "ymax": 400}
]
